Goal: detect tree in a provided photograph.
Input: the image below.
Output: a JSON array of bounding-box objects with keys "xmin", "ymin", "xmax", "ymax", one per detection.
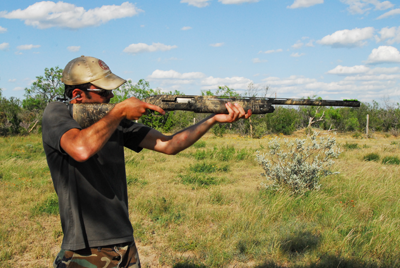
[{"xmin": 24, "ymin": 66, "xmax": 64, "ymax": 109}]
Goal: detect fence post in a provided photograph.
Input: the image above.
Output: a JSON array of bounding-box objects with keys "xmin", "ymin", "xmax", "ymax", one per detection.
[{"xmin": 366, "ymin": 114, "xmax": 369, "ymax": 137}]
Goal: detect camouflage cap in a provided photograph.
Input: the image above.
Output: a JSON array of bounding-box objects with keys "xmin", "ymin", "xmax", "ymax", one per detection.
[{"xmin": 62, "ymin": 56, "xmax": 126, "ymax": 90}]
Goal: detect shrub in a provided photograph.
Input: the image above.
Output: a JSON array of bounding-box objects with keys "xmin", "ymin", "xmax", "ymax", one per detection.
[
  {"xmin": 256, "ymin": 133, "xmax": 341, "ymax": 194},
  {"xmin": 352, "ymin": 132, "xmax": 363, "ymax": 139},
  {"xmin": 193, "ymin": 140, "xmax": 206, "ymax": 148},
  {"xmin": 189, "ymin": 162, "xmax": 229, "ymax": 173},
  {"xmin": 363, "ymin": 153, "xmax": 380, "ymax": 162},
  {"xmin": 179, "ymin": 174, "xmax": 222, "ymax": 187},
  {"xmin": 382, "ymin": 156, "xmax": 400, "ymax": 165},
  {"xmin": 343, "ymin": 142, "xmax": 358, "ymax": 149}
]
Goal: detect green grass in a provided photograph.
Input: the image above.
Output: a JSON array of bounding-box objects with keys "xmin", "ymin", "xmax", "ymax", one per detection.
[
  {"xmin": 363, "ymin": 153, "xmax": 380, "ymax": 162},
  {"xmin": 343, "ymin": 142, "xmax": 359, "ymax": 149},
  {"xmin": 1, "ymin": 133, "xmax": 400, "ymax": 267},
  {"xmin": 382, "ymin": 156, "xmax": 400, "ymax": 165}
]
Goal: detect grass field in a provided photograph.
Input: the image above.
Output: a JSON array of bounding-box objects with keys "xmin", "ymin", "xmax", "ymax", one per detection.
[{"xmin": 0, "ymin": 130, "xmax": 399, "ymax": 267}]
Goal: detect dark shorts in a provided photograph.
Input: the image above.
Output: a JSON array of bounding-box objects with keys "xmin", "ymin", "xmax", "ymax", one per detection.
[{"xmin": 53, "ymin": 241, "xmax": 140, "ymax": 268}]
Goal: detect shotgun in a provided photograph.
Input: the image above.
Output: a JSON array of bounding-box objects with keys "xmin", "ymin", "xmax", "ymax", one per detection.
[{"xmin": 69, "ymin": 95, "xmax": 361, "ymax": 128}]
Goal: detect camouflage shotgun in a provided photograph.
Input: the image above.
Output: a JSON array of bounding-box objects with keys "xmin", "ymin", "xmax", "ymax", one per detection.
[{"xmin": 70, "ymin": 95, "xmax": 361, "ymax": 128}]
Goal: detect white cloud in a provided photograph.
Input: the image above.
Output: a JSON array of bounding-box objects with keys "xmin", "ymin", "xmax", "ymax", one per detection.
[
  {"xmin": 0, "ymin": 42, "xmax": 9, "ymax": 50},
  {"xmin": 181, "ymin": 26, "xmax": 192, "ymax": 30},
  {"xmin": 291, "ymin": 52, "xmax": 305, "ymax": 57},
  {"xmin": 180, "ymin": 0, "xmax": 210, "ymax": 8},
  {"xmin": 327, "ymin": 65, "xmax": 370, "ymax": 75},
  {"xmin": 201, "ymin": 76, "xmax": 253, "ymax": 90},
  {"xmin": 318, "ymin": 27, "xmax": 374, "ymax": 48},
  {"xmin": 341, "ymin": 0, "xmax": 394, "ymax": 15},
  {"xmin": 376, "ymin": 26, "xmax": 400, "ymax": 44},
  {"xmin": 263, "ymin": 75, "xmax": 317, "ymax": 86},
  {"xmin": 259, "ymin": 49, "xmax": 283, "ymax": 54},
  {"xmin": 287, "ymin": 0, "xmax": 323, "ymax": 9},
  {"xmin": 0, "ymin": 26, "xmax": 6, "ymax": 33},
  {"xmin": 67, "ymin": 46, "xmax": 80, "ymax": 52},
  {"xmin": 366, "ymin": 46, "xmax": 400, "ymax": 64},
  {"xmin": 210, "ymin": 43, "xmax": 224, "ymax": 47},
  {"xmin": 292, "ymin": 41, "xmax": 303, "ymax": 49},
  {"xmin": 148, "ymin": 70, "xmax": 205, "ymax": 80},
  {"xmin": 8, "ymin": 79, "xmax": 16, "ymax": 82},
  {"xmin": 377, "ymin": 8, "xmax": 400, "ymax": 19},
  {"xmin": 305, "ymin": 40, "xmax": 315, "ymax": 47},
  {"xmin": 218, "ymin": 0, "xmax": 259, "ymax": 4},
  {"xmin": 17, "ymin": 44, "xmax": 40, "ymax": 50},
  {"xmin": 252, "ymin": 58, "xmax": 267, "ymax": 63},
  {"xmin": 0, "ymin": 1, "xmax": 142, "ymax": 29},
  {"xmin": 123, "ymin": 43, "xmax": 177, "ymax": 54},
  {"xmin": 13, "ymin": 87, "xmax": 24, "ymax": 91}
]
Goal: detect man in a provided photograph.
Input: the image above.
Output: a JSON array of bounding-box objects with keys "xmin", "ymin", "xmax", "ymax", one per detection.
[{"xmin": 42, "ymin": 56, "xmax": 251, "ymax": 268}]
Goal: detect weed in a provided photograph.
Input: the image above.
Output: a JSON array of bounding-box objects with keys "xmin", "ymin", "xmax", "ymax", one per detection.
[
  {"xmin": 127, "ymin": 177, "xmax": 148, "ymax": 186},
  {"xmin": 141, "ymin": 197, "xmax": 184, "ymax": 224},
  {"xmin": 256, "ymin": 133, "xmax": 340, "ymax": 194},
  {"xmin": 193, "ymin": 146, "xmax": 251, "ymax": 162},
  {"xmin": 189, "ymin": 162, "xmax": 229, "ymax": 173},
  {"xmin": 382, "ymin": 156, "xmax": 400, "ymax": 165},
  {"xmin": 344, "ymin": 142, "xmax": 359, "ymax": 149},
  {"xmin": 31, "ymin": 193, "xmax": 59, "ymax": 216},
  {"xmin": 363, "ymin": 153, "xmax": 380, "ymax": 162},
  {"xmin": 280, "ymin": 230, "xmax": 320, "ymax": 255},
  {"xmin": 179, "ymin": 174, "xmax": 223, "ymax": 187},
  {"xmin": 193, "ymin": 150, "xmax": 207, "ymax": 160},
  {"xmin": 193, "ymin": 141, "xmax": 206, "ymax": 148},
  {"xmin": 390, "ymin": 141, "xmax": 398, "ymax": 145},
  {"xmin": 352, "ymin": 132, "xmax": 363, "ymax": 139}
]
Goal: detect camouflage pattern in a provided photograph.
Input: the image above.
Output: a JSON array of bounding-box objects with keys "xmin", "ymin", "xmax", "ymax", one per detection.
[
  {"xmin": 70, "ymin": 103, "xmax": 116, "ymax": 129},
  {"xmin": 70, "ymin": 95, "xmax": 361, "ymax": 128},
  {"xmin": 53, "ymin": 242, "xmax": 140, "ymax": 268}
]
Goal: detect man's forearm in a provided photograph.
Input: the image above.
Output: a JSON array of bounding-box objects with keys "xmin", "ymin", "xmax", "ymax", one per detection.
[
  {"xmin": 140, "ymin": 115, "xmax": 217, "ymax": 155},
  {"xmin": 61, "ymin": 105, "xmax": 125, "ymax": 162}
]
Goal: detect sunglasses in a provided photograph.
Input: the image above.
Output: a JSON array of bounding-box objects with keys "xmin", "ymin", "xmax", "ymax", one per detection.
[{"xmin": 86, "ymin": 88, "xmax": 112, "ymax": 97}]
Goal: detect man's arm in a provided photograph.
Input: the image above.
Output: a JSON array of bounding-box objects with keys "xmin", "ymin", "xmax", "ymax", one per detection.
[
  {"xmin": 139, "ymin": 102, "xmax": 251, "ymax": 155},
  {"xmin": 60, "ymin": 97, "xmax": 165, "ymax": 162}
]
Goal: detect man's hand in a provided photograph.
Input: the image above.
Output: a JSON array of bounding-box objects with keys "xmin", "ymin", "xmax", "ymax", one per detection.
[
  {"xmin": 117, "ymin": 97, "xmax": 165, "ymax": 121},
  {"xmin": 213, "ymin": 102, "xmax": 252, "ymax": 123}
]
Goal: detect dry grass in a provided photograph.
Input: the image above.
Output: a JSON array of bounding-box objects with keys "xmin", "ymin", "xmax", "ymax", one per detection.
[{"xmin": 0, "ymin": 130, "xmax": 399, "ymax": 267}]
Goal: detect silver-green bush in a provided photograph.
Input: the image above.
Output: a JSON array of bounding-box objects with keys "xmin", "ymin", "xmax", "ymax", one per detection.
[{"xmin": 256, "ymin": 133, "xmax": 341, "ymax": 194}]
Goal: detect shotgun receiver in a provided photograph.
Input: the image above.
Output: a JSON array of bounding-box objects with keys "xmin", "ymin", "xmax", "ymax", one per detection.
[{"xmin": 70, "ymin": 95, "xmax": 361, "ymax": 128}]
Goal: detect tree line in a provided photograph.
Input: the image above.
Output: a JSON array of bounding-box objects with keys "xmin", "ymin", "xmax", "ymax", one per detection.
[{"xmin": 1, "ymin": 67, "xmax": 399, "ymax": 137}]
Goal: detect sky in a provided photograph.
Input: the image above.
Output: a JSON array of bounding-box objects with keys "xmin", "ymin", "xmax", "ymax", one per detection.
[{"xmin": 1, "ymin": 0, "xmax": 400, "ymax": 103}]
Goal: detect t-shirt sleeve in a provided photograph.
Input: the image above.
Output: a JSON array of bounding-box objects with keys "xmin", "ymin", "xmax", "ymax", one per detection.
[
  {"xmin": 120, "ymin": 120, "xmax": 152, "ymax": 153},
  {"xmin": 42, "ymin": 102, "xmax": 82, "ymax": 153}
]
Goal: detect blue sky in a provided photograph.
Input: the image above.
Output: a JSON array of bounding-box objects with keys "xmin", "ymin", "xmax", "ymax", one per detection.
[{"xmin": 1, "ymin": 0, "xmax": 400, "ymax": 102}]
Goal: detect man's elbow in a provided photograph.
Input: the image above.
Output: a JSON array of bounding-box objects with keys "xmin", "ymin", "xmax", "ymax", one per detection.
[{"xmin": 67, "ymin": 147, "xmax": 92, "ymax": 162}]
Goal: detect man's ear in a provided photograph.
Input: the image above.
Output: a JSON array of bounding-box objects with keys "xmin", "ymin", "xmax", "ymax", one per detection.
[{"xmin": 71, "ymin": 89, "xmax": 83, "ymax": 103}]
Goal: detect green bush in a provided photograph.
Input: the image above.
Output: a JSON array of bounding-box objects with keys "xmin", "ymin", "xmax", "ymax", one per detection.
[
  {"xmin": 179, "ymin": 174, "xmax": 223, "ymax": 187},
  {"xmin": 189, "ymin": 162, "xmax": 229, "ymax": 173},
  {"xmin": 256, "ymin": 133, "xmax": 341, "ymax": 194},
  {"xmin": 382, "ymin": 156, "xmax": 400, "ymax": 165},
  {"xmin": 193, "ymin": 140, "xmax": 206, "ymax": 148},
  {"xmin": 344, "ymin": 142, "xmax": 359, "ymax": 149},
  {"xmin": 363, "ymin": 153, "xmax": 380, "ymax": 162}
]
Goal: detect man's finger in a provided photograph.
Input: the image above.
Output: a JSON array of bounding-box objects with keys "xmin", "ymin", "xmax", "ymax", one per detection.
[
  {"xmin": 245, "ymin": 109, "xmax": 252, "ymax": 119},
  {"xmin": 234, "ymin": 103, "xmax": 246, "ymax": 118},
  {"xmin": 145, "ymin": 103, "xmax": 165, "ymax": 115}
]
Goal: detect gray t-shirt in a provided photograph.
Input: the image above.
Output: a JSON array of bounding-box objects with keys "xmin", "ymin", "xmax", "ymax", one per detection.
[{"xmin": 42, "ymin": 101, "xmax": 151, "ymax": 250}]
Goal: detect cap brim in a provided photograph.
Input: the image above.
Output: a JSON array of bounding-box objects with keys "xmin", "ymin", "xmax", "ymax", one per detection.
[{"xmin": 90, "ymin": 72, "xmax": 126, "ymax": 90}]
